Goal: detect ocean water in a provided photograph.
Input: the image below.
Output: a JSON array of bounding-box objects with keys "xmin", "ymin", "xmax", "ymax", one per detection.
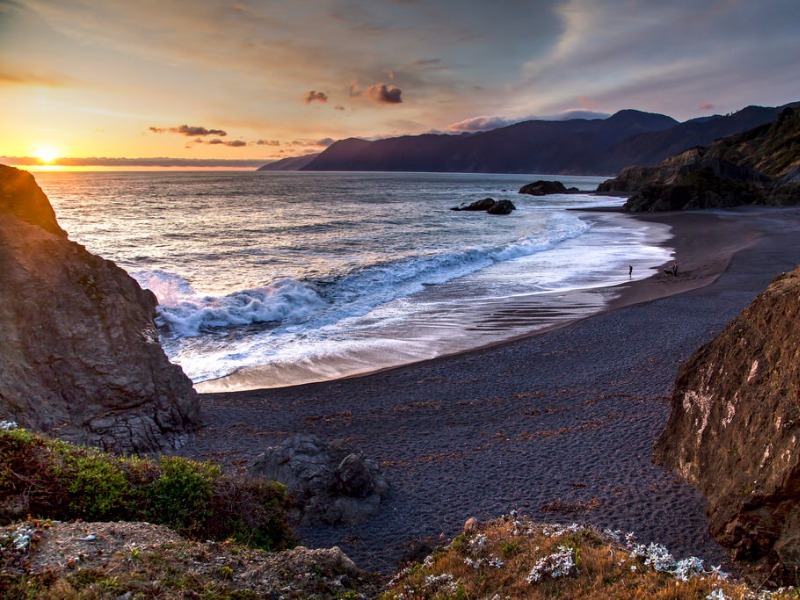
[{"xmin": 35, "ymin": 171, "xmax": 673, "ymax": 390}]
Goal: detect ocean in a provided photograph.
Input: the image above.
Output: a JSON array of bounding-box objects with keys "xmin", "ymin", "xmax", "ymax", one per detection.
[{"xmin": 35, "ymin": 171, "xmax": 673, "ymax": 390}]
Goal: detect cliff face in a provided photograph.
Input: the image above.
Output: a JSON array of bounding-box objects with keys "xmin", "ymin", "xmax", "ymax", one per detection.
[
  {"xmin": 600, "ymin": 107, "xmax": 800, "ymax": 211},
  {"xmin": 654, "ymin": 266, "xmax": 800, "ymax": 576},
  {"xmin": 0, "ymin": 165, "xmax": 201, "ymax": 452}
]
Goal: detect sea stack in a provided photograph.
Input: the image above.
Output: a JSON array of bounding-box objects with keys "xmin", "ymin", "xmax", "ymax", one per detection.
[
  {"xmin": 654, "ymin": 266, "xmax": 800, "ymax": 580},
  {"xmin": 0, "ymin": 165, "xmax": 201, "ymax": 452}
]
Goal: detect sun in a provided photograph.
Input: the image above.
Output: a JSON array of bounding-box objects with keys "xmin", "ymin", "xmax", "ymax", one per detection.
[{"xmin": 35, "ymin": 147, "xmax": 59, "ymax": 163}]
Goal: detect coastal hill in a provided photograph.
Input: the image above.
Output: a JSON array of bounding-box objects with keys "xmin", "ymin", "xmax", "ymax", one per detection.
[
  {"xmin": 599, "ymin": 106, "xmax": 800, "ymax": 211},
  {"xmin": 259, "ymin": 103, "xmax": 792, "ymax": 175},
  {"xmin": 655, "ymin": 266, "xmax": 800, "ymax": 583},
  {"xmin": 0, "ymin": 165, "xmax": 201, "ymax": 452}
]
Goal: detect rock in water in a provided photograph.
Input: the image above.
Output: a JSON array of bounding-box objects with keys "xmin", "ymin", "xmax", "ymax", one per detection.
[
  {"xmin": 518, "ymin": 180, "xmax": 579, "ymax": 195},
  {"xmin": 249, "ymin": 434, "xmax": 388, "ymax": 526},
  {"xmin": 0, "ymin": 165, "xmax": 201, "ymax": 452},
  {"xmin": 654, "ymin": 267, "xmax": 800, "ymax": 579},
  {"xmin": 451, "ymin": 197, "xmax": 497, "ymax": 211},
  {"xmin": 487, "ymin": 199, "xmax": 516, "ymax": 214}
]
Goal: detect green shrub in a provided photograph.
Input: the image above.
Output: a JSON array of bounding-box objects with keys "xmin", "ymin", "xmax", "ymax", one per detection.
[
  {"xmin": 0, "ymin": 428, "xmax": 294, "ymax": 551},
  {"xmin": 65, "ymin": 455, "xmax": 134, "ymax": 520},
  {"xmin": 146, "ymin": 456, "xmax": 219, "ymax": 533}
]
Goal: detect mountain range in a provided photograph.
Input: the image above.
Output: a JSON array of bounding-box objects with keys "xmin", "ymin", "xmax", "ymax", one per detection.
[{"xmin": 259, "ymin": 103, "xmax": 796, "ymax": 175}]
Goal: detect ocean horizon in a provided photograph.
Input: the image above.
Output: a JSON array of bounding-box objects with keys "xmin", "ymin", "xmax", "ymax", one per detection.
[{"xmin": 36, "ymin": 170, "xmax": 673, "ymax": 390}]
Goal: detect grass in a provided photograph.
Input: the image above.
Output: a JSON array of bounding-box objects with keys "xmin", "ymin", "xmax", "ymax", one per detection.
[
  {"xmin": 0, "ymin": 426, "xmax": 295, "ymax": 551},
  {"xmin": 381, "ymin": 517, "xmax": 799, "ymax": 599}
]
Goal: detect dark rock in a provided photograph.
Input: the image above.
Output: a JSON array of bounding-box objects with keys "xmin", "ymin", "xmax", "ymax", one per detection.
[
  {"xmin": 518, "ymin": 180, "xmax": 572, "ymax": 195},
  {"xmin": 486, "ymin": 199, "xmax": 516, "ymax": 215},
  {"xmin": 654, "ymin": 267, "xmax": 800, "ymax": 581},
  {"xmin": 336, "ymin": 454, "xmax": 376, "ymax": 498},
  {"xmin": 451, "ymin": 197, "xmax": 497, "ymax": 211},
  {"xmin": 602, "ymin": 107, "xmax": 800, "ymax": 212},
  {"xmin": 249, "ymin": 434, "xmax": 388, "ymax": 526},
  {"xmin": 0, "ymin": 165, "xmax": 201, "ymax": 453}
]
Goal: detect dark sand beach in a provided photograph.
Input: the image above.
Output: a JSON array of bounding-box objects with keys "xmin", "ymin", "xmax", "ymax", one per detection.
[{"xmin": 179, "ymin": 206, "xmax": 800, "ymax": 574}]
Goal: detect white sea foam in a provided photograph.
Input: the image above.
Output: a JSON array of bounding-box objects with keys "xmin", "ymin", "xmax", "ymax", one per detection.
[
  {"xmin": 38, "ymin": 170, "xmax": 670, "ymax": 389},
  {"xmin": 139, "ymin": 215, "xmax": 589, "ymax": 339}
]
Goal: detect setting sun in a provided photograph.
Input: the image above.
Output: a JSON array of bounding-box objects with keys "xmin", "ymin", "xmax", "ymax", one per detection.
[{"xmin": 35, "ymin": 147, "xmax": 59, "ymax": 163}]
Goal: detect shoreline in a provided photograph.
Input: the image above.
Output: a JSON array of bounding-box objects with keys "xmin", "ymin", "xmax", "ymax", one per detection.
[
  {"xmin": 195, "ymin": 206, "xmax": 755, "ymax": 393},
  {"xmin": 180, "ymin": 205, "xmax": 800, "ymax": 574}
]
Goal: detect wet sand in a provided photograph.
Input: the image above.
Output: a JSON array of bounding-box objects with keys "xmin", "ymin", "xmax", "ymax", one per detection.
[{"xmin": 179, "ymin": 206, "xmax": 800, "ymax": 574}]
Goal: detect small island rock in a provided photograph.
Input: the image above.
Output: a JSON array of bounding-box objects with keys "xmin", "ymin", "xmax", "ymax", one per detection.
[{"xmin": 518, "ymin": 180, "xmax": 579, "ymax": 196}]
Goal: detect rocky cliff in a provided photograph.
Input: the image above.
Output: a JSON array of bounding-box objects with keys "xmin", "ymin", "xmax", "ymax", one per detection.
[
  {"xmin": 654, "ymin": 266, "xmax": 800, "ymax": 579},
  {"xmin": 599, "ymin": 107, "xmax": 800, "ymax": 211},
  {"xmin": 0, "ymin": 165, "xmax": 201, "ymax": 452}
]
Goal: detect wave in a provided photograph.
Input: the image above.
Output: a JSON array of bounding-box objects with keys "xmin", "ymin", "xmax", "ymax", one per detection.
[
  {"xmin": 136, "ymin": 216, "xmax": 590, "ymax": 339},
  {"xmin": 138, "ymin": 271, "xmax": 328, "ymax": 338}
]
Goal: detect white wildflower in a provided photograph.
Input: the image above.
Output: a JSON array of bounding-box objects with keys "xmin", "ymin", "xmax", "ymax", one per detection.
[
  {"xmin": 672, "ymin": 556, "xmax": 705, "ymax": 581},
  {"xmin": 525, "ymin": 545, "xmax": 575, "ymax": 584},
  {"xmin": 12, "ymin": 526, "xmax": 35, "ymax": 551},
  {"xmin": 707, "ymin": 588, "xmax": 728, "ymax": 600},
  {"xmin": 487, "ymin": 554, "xmax": 505, "ymax": 569},
  {"xmin": 468, "ymin": 533, "xmax": 487, "ymax": 553},
  {"xmin": 0, "ymin": 420, "xmax": 18, "ymax": 431},
  {"xmin": 541, "ymin": 523, "xmax": 583, "ymax": 538},
  {"xmin": 644, "ymin": 543, "xmax": 674, "ymax": 571},
  {"xmin": 423, "ymin": 573, "xmax": 457, "ymax": 594}
]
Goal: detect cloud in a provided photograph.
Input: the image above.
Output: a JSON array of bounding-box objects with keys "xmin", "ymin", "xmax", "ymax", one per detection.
[
  {"xmin": 698, "ymin": 102, "xmax": 714, "ymax": 110},
  {"xmin": 447, "ymin": 115, "xmax": 515, "ymax": 132},
  {"xmin": 1, "ymin": 156, "xmax": 266, "ymax": 168},
  {"xmin": 447, "ymin": 109, "xmax": 611, "ymax": 132},
  {"xmin": 256, "ymin": 139, "xmax": 280, "ymax": 146},
  {"xmin": 316, "ymin": 137, "xmax": 335, "ymax": 147},
  {"xmin": 205, "ymin": 138, "xmax": 247, "ymax": 147},
  {"xmin": 333, "ymin": 104, "xmax": 345, "ymax": 111},
  {"xmin": 367, "ymin": 83, "xmax": 402, "ymax": 104},
  {"xmin": 304, "ymin": 90, "xmax": 328, "ymax": 103},
  {"xmin": 0, "ymin": 67, "xmax": 74, "ymax": 88},
  {"xmin": 149, "ymin": 124, "xmax": 228, "ymax": 136}
]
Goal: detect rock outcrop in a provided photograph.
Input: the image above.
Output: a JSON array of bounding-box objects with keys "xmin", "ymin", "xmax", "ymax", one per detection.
[
  {"xmin": 0, "ymin": 165, "xmax": 201, "ymax": 452},
  {"xmin": 249, "ymin": 434, "xmax": 388, "ymax": 526},
  {"xmin": 599, "ymin": 107, "xmax": 800, "ymax": 211},
  {"xmin": 654, "ymin": 266, "xmax": 800, "ymax": 579},
  {"xmin": 518, "ymin": 180, "xmax": 579, "ymax": 196},
  {"xmin": 451, "ymin": 198, "xmax": 516, "ymax": 214}
]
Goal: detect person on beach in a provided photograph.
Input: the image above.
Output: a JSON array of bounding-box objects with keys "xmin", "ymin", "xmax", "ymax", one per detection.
[
  {"xmin": 672, "ymin": 262, "xmax": 678, "ymax": 277},
  {"xmin": 629, "ymin": 265, "xmax": 633, "ymax": 277}
]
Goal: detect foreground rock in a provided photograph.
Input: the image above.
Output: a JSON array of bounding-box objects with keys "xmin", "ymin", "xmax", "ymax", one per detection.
[
  {"xmin": 599, "ymin": 107, "xmax": 800, "ymax": 211},
  {"xmin": 654, "ymin": 266, "xmax": 800, "ymax": 581},
  {"xmin": 0, "ymin": 165, "xmax": 200, "ymax": 452},
  {"xmin": 518, "ymin": 180, "xmax": 580, "ymax": 195},
  {"xmin": 0, "ymin": 520, "xmax": 382, "ymax": 599},
  {"xmin": 250, "ymin": 434, "xmax": 389, "ymax": 526}
]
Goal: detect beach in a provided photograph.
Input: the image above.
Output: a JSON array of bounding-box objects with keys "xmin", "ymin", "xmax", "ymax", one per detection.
[{"xmin": 179, "ymin": 206, "xmax": 800, "ymax": 574}]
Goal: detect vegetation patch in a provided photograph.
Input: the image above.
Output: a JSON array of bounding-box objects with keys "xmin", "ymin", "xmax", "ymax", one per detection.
[
  {"xmin": 381, "ymin": 516, "xmax": 798, "ymax": 599},
  {"xmin": 0, "ymin": 425, "xmax": 295, "ymax": 551}
]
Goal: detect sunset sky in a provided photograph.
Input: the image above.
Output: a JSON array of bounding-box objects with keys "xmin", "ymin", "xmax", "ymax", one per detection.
[{"xmin": 2, "ymin": 0, "xmax": 799, "ymax": 168}]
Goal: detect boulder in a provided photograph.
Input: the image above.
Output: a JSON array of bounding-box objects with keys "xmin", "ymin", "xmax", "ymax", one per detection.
[
  {"xmin": 487, "ymin": 199, "xmax": 516, "ymax": 215},
  {"xmin": 654, "ymin": 267, "xmax": 800, "ymax": 580},
  {"xmin": 451, "ymin": 197, "xmax": 497, "ymax": 211},
  {"xmin": 518, "ymin": 180, "xmax": 579, "ymax": 196},
  {"xmin": 249, "ymin": 434, "xmax": 388, "ymax": 526},
  {"xmin": 0, "ymin": 165, "xmax": 201, "ymax": 453}
]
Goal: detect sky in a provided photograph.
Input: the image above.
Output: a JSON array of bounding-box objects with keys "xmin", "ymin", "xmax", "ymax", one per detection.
[{"xmin": 1, "ymin": 0, "xmax": 799, "ymax": 168}]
